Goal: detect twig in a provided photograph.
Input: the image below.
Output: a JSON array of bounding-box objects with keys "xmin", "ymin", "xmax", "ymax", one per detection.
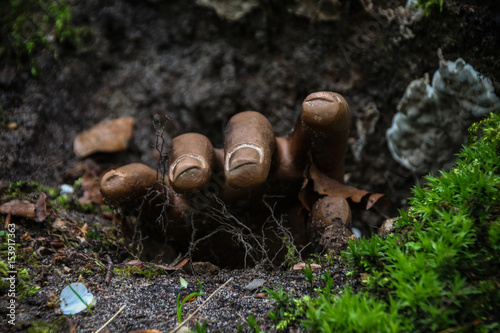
[
  {"xmin": 105, "ymin": 254, "xmax": 113, "ymax": 284},
  {"xmin": 171, "ymin": 278, "xmax": 233, "ymax": 333},
  {"xmin": 95, "ymin": 304, "xmax": 126, "ymax": 333}
]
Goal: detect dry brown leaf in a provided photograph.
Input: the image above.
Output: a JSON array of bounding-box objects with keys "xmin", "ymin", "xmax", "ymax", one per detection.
[
  {"xmin": 0, "ymin": 193, "xmax": 51, "ymax": 222},
  {"xmin": 4, "ymin": 212, "xmax": 11, "ymax": 228},
  {"xmin": 305, "ymin": 164, "xmax": 389, "ymax": 210},
  {"xmin": 73, "ymin": 117, "xmax": 135, "ymax": 157},
  {"xmin": 154, "ymin": 264, "xmax": 178, "ymax": 271},
  {"xmin": 0, "ymin": 200, "xmax": 36, "ymax": 219},
  {"xmin": 122, "ymin": 259, "xmax": 145, "ymax": 269},
  {"xmin": 21, "ymin": 232, "xmax": 32, "ymax": 242},
  {"xmin": 79, "ymin": 171, "xmax": 104, "ymax": 205},
  {"xmin": 155, "ymin": 257, "xmax": 190, "ymax": 271},
  {"xmin": 36, "ymin": 246, "xmax": 54, "ymax": 256},
  {"xmin": 80, "ymin": 223, "xmax": 88, "ymax": 235},
  {"xmin": 174, "ymin": 257, "xmax": 190, "ymax": 269},
  {"xmin": 35, "ymin": 192, "xmax": 51, "ymax": 222},
  {"xmin": 292, "ymin": 262, "xmax": 322, "ymax": 271},
  {"xmin": 52, "ymin": 218, "xmax": 69, "ymax": 232},
  {"xmin": 64, "ymin": 317, "xmax": 78, "ymax": 333}
]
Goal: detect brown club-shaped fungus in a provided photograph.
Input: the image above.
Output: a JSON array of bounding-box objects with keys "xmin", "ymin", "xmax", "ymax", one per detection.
[{"xmin": 99, "ymin": 91, "xmax": 356, "ymax": 255}]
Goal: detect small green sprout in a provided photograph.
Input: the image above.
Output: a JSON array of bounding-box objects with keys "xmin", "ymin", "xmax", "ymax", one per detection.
[
  {"xmin": 176, "ymin": 280, "xmax": 203, "ymax": 323},
  {"xmin": 247, "ymin": 314, "xmax": 263, "ymax": 333}
]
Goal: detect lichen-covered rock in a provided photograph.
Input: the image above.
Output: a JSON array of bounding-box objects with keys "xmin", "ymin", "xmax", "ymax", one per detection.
[{"xmin": 386, "ymin": 57, "xmax": 500, "ymax": 174}]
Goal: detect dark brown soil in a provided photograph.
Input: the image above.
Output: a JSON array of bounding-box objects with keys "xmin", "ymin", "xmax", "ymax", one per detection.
[{"xmin": 1, "ymin": 0, "xmax": 499, "ymax": 331}]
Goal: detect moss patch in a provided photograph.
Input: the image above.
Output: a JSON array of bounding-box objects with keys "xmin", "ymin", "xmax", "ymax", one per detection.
[{"xmin": 268, "ymin": 112, "xmax": 500, "ymax": 332}]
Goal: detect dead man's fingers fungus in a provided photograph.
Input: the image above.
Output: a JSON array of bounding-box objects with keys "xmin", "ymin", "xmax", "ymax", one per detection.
[
  {"xmin": 168, "ymin": 133, "xmax": 215, "ymax": 193},
  {"xmin": 275, "ymin": 91, "xmax": 351, "ymax": 182},
  {"xmin": 302, "ymin": 92, "xmax": 351, "ymax": 183},
  {"xmin": 224, "ymin": 111, "xmax": 276, "ymax": 189},
  {"xmin": 100, "ymin": 163, "xmax": 190, "ymax": 222},
  {"xmin": 100, "ymin": 163, "xmax": 161, "ymax": 204}
]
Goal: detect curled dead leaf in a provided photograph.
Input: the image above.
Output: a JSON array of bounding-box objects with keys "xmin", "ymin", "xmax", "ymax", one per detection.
[
  {"xmin": 0, "ymin": 200, "xmax": 36, "ymax": 219},
  {"xmin": 4, "ymin": 212, "xmax": 11, "ymax": 229},
  {"xmin": 0, "ymin": 193, "xmax": 50, "ymax": 222},
  {"xmin": 79, "ymin": 171, "xmax": 104, "ymax": 206},
  {"xmin": 292, "ymin": 262, "xmax": 322, "ymax": 271},
  {"xmin": 122, "ymin": 259, "xmax": 145, "ymax": 269},
  {"xmin": 52, "ymin": 218, "xmax": 69, "ymax": 232},
  {"xmin": 80, "ymin": 222, "xmax": 88, "ymax": 235},
  {"xmin": 155, "ymin": 257, "xmax": 190, "ymax": 271},
  {"xmin": 73, "ymin": 117, "xmax": 135, "ymax": 157},
  {"xmin": 36, "ymin": 246, "xmax": 55, "ymax": 256},
  {"xmin": 300, "ymin": 164, "xmax": 389, "ymax": 211},
  {"xmin": 35, "ymin": 192, "xmax": 51, "ymax": 222},
  {"xmin": 21, "ymin": 232, "xmax": 32, "ymax": 243}
]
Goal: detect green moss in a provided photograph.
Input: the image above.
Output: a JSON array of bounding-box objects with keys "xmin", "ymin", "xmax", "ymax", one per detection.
[
  {"xmin": 344, "ymin": 112, "xmax": 500, "ymax": 331},
  {"xmin": 86, "ymin": 230, "xmax": 102, "ymax": 241},
  {"xmin": 268, "ymin": 112, "xmax": 500, "ymax": 332},
  {"xmin": 54, "ymin": 193, "xmax": 99, "ymax": 215},
  {"xmin": 0, "ymin": 247, "xmax": 40, "ymax": 300},
  {"xmin": 2, "ymin": 180, "xmax": 58, "ymax": 201},
  {"xmin": 415, "ymin": 0, "xmax": 444, "ymax": 16},
  {"xmin": 113, "ymin": 265, "xmax": 165, "ymax": 280},
  {"xmin": 0, "ymin": 0, "xmax": 88, "ymax": 75},
  {"xmin": 28, "ymin": 318, "xmax": 66, "ymax": 333},
  {"xmin": 4, "ymin": 180, "xmax": 43, "ymax": 198}
]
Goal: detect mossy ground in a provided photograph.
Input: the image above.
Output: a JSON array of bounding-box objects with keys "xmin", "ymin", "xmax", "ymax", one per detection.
[
  {"xmin": 265, "ymin": 113, "xmax": 500, "ymax": 332},
  {"xmin": 2, "ymin": 115, "xmax": 498, "ymax": 331},
  {"xmin": 0, "ymin": 0, "xmax": 87, "ymax": 75}
]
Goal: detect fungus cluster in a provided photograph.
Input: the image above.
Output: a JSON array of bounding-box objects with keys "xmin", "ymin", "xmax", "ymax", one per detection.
[
  {"xmin": 387, "ymin": 56, "xmax": 500, "ymax": 174},
  {"xmin": 98, "ymin": 92, "xmax": 385, "ymax": 265}
]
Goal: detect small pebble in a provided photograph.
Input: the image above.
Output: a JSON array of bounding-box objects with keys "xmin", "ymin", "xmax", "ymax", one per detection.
[{"xmin": 243, "ymin": 279, "xmax": 266, "ymax": 291}]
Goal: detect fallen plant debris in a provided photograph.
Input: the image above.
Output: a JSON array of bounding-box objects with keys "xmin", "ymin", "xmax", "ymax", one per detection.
[
  {"xmin": 78, "ymin": 171, "xmax": 105, "ymax": 206},
  {"xmin": 73, "ymin": 117, "xmax": 135, "ymax": 158},
  {"xmin": 299, "ymin": 163, "xmax": 389, "ymax": 211},
  {"xmin": 0, "ymin": 191, "xmax": 51, "ymax": 222},
  {"xmin": 0, "ymin": 199, "xmax": 36, "ymax": 219}
]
